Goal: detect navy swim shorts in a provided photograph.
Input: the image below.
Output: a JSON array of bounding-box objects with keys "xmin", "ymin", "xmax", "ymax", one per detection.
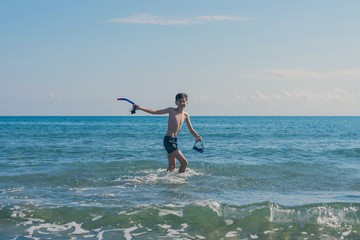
[{"xmin": 163, "ymin": 136, "xmax": 178, "ymax": 154}]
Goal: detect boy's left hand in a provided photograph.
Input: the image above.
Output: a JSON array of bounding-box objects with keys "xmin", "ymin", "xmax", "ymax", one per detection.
[{"xmin": 197, "ymin": 136, "xmax": 202, "ymax": 142}]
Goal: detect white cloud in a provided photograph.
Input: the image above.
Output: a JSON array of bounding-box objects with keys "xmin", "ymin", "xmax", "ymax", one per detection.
[
  {"xmin": 108, "ymin": 14, "xmax": 192, "ymax": 25},
  {"xmin": 243, "ymin": 68, "xmax": 360, "ymax": 80},
  {"xmin": 194, "ymin": 89, "xmax": 358, "ymax": 105},
  {"xmin": 107, "ymin": 14, "xmax": 250, "ymax": 25},
  {"xmin": 252, "ymin": 89, "xmax": 359, "ymax": 103},
  {"xmin": 193, "ymin": 95, "xmax": 229, "ymax": 103},
  {"xmin": 196, "ymin": 15, "xmax": 250, "ymax": 21},
  {"xmin": 49, "ymin": 93, "xmax": 63, "ymax": 99},
  {"xmin": 191, "ymin": 89, "xmax": 360, "ymax": 115}
]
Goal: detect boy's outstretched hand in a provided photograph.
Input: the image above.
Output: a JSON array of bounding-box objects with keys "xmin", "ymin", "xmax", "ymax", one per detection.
[{"xmin": 133, "ymin": 104, "xmax": 140, "ymax": 110}]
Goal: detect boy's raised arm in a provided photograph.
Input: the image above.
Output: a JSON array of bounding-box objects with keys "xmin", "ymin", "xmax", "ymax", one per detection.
[{"xmin": 134, "ymin": 105, "xmax": 170, "ymax": 115}]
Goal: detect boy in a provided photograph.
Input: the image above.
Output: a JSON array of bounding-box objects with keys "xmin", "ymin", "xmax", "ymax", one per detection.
[{"xmin": 134, "ymin": 93, "xmax": 202, "ymax": 173}]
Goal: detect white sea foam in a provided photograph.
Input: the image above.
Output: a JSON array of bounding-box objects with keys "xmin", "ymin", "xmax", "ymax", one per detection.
[
  {"xmin": 341, "ymin": 228, "xmax": 352, "ymax": 236},
  {"xmin": 84, "ymin": 234, "xmax": 96, "ymax": 238},
  {"xmin": 196, "ymin": 235, "xmax": 206, "ymax": 239},
  {"xmin": 264, "ymin": 227, "xmax": 280, "ymax": 235},
  {"xmin": 25, "ymin": 221, "xmax": 89, "ymax": 239},
  {"xmin": 97, "ymin": 228, "xmax": 123, "ymax": 240},
  {"xmin": 225, "ymin": 231, "xmax": 238, "ymax": 237},
  {"xmin": 123, "ymin": 226, "xmax": 138, "ymax": 240},
  {"xmin": 181, "ymin": 223, "xmax": 188, "ymax": 228},
  {"xmin": 269, "ymin": 202, "xmax": 360, "ymax": 230},
  {"xmin": 158, "ymin": 208, "xmax": 183, "ymax": 217},
  {"xmin": 119, "ymin": 168, "xmax": 204, "ymax": 186},
  {"xmin": 18, "ymin": 218, "xmax": 45, "ymax": 226},
  {"xmin": 11, "ymin": 208, "xmax": 27, "ymax": 218},
  {"xmin": 225, "ymin": 219, "xmax": 233, "ymax": 225},
  {"xmin": 164, "ymin": 222, "xmax": 189, "ymax": 239},
  {"xmin": 193, "ymin": 200, "xmax": 222, "ymax": 216},
  {"xmin": 314, "ymin": 206, "xmax": 359, "ymax": 228},
  {"xmin": 96, "ymin": 225, "xmax": 148, "ymax": 240},
  {"xmin": 158, "ymin": 224, "xmax": 172, "ymax": 229},
  {"xmin": 91, "ymin": 214, "xmax": 103, "ymax": 221}
]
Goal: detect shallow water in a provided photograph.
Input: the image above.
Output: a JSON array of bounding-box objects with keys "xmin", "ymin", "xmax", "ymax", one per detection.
[{"xmin": 1, "ymin": 116, "xmax": 360, "ymax": 239}]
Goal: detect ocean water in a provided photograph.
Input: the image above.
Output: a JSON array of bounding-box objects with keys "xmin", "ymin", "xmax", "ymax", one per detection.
[{"xmin": 1, "ymin": 116, "xmax": 360, "ymax": 240}]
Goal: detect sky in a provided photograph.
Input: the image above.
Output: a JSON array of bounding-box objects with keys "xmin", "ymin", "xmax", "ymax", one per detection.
[{"xmin": 1, "ymin": 0, "xmax": 360, "ymax": 116}]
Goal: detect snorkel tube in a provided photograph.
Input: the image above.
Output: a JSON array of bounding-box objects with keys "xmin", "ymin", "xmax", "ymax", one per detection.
[{"xmin": 117, "ymin": 98, "xmax": 137, "ymax": 114}]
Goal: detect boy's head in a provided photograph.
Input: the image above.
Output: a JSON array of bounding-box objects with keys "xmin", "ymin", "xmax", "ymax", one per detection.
[
  {"xmin": 175, "ymin": 93, "xmax": 188, "ymax": 102},
  {"xmin": 175, "ymin": 93, "xmax": 188, "ymax": 109}
]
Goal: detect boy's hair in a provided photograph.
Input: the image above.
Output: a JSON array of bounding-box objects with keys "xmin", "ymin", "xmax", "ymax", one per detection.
[{"xmin": 176, "ymin": 93, "xmax": 188, "ymax": 101}]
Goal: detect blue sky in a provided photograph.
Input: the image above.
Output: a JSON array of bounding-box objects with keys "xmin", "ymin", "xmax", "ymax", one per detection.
[{"xmin": 1, "ymin": 0, "xmax": 360, "ymax": 116}]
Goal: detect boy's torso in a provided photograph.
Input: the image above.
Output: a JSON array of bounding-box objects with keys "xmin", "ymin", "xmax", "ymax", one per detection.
[{"xmin": 166, "ymin": 108, "xmax": 187, "ymax": 138}]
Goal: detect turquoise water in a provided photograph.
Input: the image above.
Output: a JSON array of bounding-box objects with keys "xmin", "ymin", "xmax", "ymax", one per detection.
[{"xmin": 1, "ymin": 116, "xmax": 360, "ymax": 239}]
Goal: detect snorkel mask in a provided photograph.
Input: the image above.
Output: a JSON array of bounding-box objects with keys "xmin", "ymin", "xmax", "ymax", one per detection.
[
  {"xmin": 193, "ymin": 140, "xmax": 204, "ymax": 153},
  {"xmin": 130, "ymin": 106, "xmax": 136, "ymax": 114}
]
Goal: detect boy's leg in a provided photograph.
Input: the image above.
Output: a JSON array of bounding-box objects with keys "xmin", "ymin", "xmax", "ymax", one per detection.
[
  {"xmin": 172, "ymin": 149, "xmax": 188, "ymax": 173},
  {"xmin": 167, "ymin": 154, "xmax": 176, "ymax": 172}
]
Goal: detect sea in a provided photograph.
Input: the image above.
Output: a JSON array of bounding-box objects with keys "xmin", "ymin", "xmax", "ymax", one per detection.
[{"xmin": 1, "ymin": 116, "xmax": 360, "ymax": 240}]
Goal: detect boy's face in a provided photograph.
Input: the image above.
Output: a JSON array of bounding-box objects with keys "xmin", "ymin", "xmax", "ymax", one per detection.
[{"xmin": 175, "ymin": 98, "xmax": 188, "ymax": 109}]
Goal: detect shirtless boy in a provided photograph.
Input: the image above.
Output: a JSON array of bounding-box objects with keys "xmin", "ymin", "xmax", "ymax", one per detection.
[{"xmin": 134, "ymin": 93, "xmax": 202, "ymax": 173}]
